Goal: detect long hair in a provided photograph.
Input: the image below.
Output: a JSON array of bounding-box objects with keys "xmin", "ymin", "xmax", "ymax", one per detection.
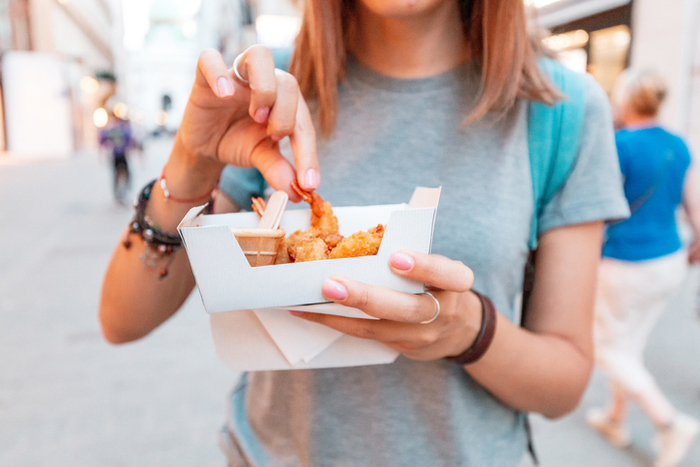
[{"xmin": 289, "ymin": 0, "xmax": 561, "ymax": 137}]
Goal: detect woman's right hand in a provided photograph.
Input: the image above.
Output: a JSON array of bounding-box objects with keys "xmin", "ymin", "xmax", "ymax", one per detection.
[{"xmin": 175, "ymin": 46, "xmax": 319, "ymax": 201}]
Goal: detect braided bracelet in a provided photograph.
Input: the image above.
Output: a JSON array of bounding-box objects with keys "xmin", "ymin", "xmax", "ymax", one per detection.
[
  {"xmin": 122, "ymin": 179, "xmax": 213, "ymax": 279},
  {"xmin": 444, "ymin": 290, "xmax": 497, "ymax": 365}
]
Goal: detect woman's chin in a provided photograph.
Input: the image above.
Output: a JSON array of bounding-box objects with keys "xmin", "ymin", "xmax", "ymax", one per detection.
[{"xmin": 357, "ymin": 0, "xmax": 449, "ymax": 18}]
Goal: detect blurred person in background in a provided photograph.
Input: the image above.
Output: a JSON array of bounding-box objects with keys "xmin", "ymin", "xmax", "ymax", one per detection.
[
  {"xmin": 99, "ymin": 112, "xmax": 138, "ymax": 205},
  {"xmin": 100, "ymin": 0, "xmax": 629, "ymax": 465},
  {"xmin": 586, "ymin": 69, "xmax": 700, "ymax": 467}
]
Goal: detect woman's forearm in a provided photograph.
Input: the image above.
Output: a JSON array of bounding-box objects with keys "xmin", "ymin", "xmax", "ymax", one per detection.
[
  {"xmin": 465, "ymin": 313, "xmax": 593, "ymax": 418},
  {"xmin": 99, "ymin": 237, "xmax": 196, "ymax": 343},
  {"xmin": 99, "ymin": 136, "xmax": 223, "ymax": 343},
  {"xmin": 466, "ymin": 223, "xmax": 601, "ymax": 418}
]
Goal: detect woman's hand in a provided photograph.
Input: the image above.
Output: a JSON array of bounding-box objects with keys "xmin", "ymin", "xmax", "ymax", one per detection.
[
  {"xmin": 175, "ymin": 46, "xmax": 319, "ymax": 201},
  {"xmin": 291, "ymin": 251, "xmax": 482, "ymax": 361}
]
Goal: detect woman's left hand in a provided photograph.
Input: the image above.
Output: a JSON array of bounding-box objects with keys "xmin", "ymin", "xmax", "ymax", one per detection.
[{"xmin": 291, "ymin": 251, "xmax": 482, "ymax": 361}]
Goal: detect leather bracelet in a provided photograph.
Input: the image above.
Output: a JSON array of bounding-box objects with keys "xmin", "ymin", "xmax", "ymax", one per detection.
[{"xmin": 444, "ymin": 290, "xmax": 497, "ymax": 365}]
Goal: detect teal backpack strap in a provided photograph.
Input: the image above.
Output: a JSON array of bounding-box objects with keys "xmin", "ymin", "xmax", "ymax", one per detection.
[
  {"xmin": 528, "ymin": 59, "xmax": 587, "ymax": 249},
  {"xmin": 523, "ymin": 60, "xmax": 588, "ymax": 467}
]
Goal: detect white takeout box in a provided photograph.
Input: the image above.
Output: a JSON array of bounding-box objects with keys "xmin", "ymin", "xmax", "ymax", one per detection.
[{"xmin": 178, "ymin": 187, "xmax": 441, "ymax": 371}]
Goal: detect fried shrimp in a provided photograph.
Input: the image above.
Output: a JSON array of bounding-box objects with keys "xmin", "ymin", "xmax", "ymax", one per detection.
[
  {"xmin": 291, "ymin": 180, "xmax": 339, "ymax": 241},
  {"xmin": 330, "ymin": 224, "xmax": 385, "ymax": 259},
  {"xmin": 251, "ymin": 187, "xmax": 385, "ymax": 264},
  {"xmin": 284, "ymin": 229, "xmax": 328, "ymax": 262}
]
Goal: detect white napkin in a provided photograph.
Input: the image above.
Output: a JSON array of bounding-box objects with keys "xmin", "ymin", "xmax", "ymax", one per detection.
[{"xmin": 253, "ymin": 308, "xmax": 344, "ymax": 365}]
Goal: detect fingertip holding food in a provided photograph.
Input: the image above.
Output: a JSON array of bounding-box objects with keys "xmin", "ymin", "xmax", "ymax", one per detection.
[
  {"xmin": 216, "ymin": 76, "xmax": 233, "ymax": 97},
  {"xmin": 322, "ymin": 279, "xmax": 348, "ymax": 300},
  {"xmin": 304, "ymin": 168, "xmax": 320, "ymax": 190},
  {"xmin": 390, "ymin": 252, "xmax": 414, "ymax": 271}
]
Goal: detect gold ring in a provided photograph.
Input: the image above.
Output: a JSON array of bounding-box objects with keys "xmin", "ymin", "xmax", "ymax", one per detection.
[{"xmin": 420, "ymin": 292, "xmax": 440, "ymax": 324}]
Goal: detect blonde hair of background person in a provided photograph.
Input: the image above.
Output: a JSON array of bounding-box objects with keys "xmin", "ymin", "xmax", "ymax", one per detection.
[
  {"xmin": 587, "ymin": 68, "xmax": 700, "ymax": 467},
  {"xmin": 612, "ymin": 69, "xmax": 668, "ymax": 126},
  {"xmin": 99, "ymin": 0, "xmax": 628, "ymax": 464}
]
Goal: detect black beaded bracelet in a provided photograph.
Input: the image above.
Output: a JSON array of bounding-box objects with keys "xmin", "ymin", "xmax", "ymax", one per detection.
[
  {"xmin": 122, "ymin": 179, "xmax": 213, "ymax": 279},
  {"xmin": 444, "ymin": 290, "xmax": 497, "ymax": 365}
]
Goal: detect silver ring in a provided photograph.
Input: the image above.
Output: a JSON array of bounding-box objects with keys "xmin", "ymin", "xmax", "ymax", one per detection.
[
  {"xmin": 233, "ymin": 53, "xmax": 248, "ymax": 84},
  {"xmin": 420, "ymin": 292, "xmax": 440, "ymax": 324}
]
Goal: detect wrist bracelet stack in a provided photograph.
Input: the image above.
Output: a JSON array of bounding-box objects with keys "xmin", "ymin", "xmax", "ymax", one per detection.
[
  {"xmin": 122, "ymin": 179, "xmax": 213, "ymax": 280},
  {"xmin": 444, "ymin": 290, "xmax": 497, "ymax": 365}
]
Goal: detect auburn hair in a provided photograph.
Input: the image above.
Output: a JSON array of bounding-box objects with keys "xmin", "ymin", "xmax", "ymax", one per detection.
[{"xmin": 289, "ymin": 0, "xmax": 561, "ymax": 137}]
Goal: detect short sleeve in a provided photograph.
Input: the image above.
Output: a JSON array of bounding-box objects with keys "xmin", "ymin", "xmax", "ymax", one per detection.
[
  {"xmin": 218, "ymin": 165, "xmax": 267, "ymax": 211},
  {"xmin": 538, "ymin": 74, "xmax": 630, "ymax": 234}
]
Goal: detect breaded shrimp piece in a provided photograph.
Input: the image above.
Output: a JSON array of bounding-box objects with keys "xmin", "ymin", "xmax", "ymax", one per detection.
[
  {"xmin": 291, "ymin": 180, "xmax": 339, "ymax": 239},
  {"xmin": 289, "ymin": 236, "xmax": 330, "ymax": 262},
  {"xmin": 329, "ymin": 224, "xmax": 385, "ymax": 259}
]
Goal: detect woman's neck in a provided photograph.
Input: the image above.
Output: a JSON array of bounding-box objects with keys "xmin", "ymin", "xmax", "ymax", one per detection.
[
  {"xmin": 622, "ymin": 114, "xmax": 658, "ymax": 129},
  {"xmin": 348, "ymin": 2, "xmax": 470, "ymax": 78}
]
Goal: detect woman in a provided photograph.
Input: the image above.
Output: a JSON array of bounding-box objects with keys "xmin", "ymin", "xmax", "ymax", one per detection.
[
  {"xmin": 100, "ymin": 1, "xmax": 629, "ymax": 465},
  {"xmin": 586, "ymin": 69, "xmax": 700, "ymax": 467}
]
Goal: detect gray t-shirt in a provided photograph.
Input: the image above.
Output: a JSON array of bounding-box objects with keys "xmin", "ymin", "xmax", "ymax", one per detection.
[{"xmin": 218, "ymin": 58, "xmax": 629, "ymax": 466}]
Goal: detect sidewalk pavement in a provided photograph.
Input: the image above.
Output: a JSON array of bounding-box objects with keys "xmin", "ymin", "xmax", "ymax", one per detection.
[
  {"xmin": 521, "ymin": 265, "xmax": 700, "ymax": 467},
  {"xmin": 0, "ymin": 139, "xmax": 235, "ymax": 466},
  {"xmin": 1, "ymin": 138, "xmax": 700, "ymax": 466}
]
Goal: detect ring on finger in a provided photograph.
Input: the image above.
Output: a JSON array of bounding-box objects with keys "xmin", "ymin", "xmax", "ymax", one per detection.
[
  {"xmin": 420, "ymin": 292, "xmax": 440, "ymax": 324},
  {"xmin": 233, "ymin": 53, "xmax": 249, "ymax": 84}
]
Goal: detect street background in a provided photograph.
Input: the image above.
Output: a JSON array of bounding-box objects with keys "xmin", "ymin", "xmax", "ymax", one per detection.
[{"xmin": 2, "ymin": 0, "xmax": 700, "ymax": 465}]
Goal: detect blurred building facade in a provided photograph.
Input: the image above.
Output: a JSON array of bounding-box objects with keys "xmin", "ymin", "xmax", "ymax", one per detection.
[
  {"xmin": 0, "ymin": 0, "xmax": 124, "ymax": 159},
  {"xmin": 538, "ymin": 0, "xmax": 700, "ymax": 156},
  {"xmin": 123, "ymin": 0, "xmax": 200, "ymax": 136},
  {"xmin": 122, "ymin": 0, "xmax": 299, "ymax": 136}
]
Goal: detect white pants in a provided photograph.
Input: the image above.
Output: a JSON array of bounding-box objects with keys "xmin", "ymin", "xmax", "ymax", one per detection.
[{"xmin": 594, "ymin": 251, "xmax": 687, "ymax": 423}]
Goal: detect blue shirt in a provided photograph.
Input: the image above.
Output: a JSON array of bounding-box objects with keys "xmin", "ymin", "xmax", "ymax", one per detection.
[{"xmin": 603, "ymin": 126, "xmax": 692, "ymax": 261}]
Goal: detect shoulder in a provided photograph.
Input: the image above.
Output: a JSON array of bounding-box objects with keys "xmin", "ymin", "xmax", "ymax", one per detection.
[
  {"xmin": 540, "ymin": 59, "xmax": 609, "ymax": 115},
  {"xmin": 542, "ymin": 62, "xmax": 612, "ymax": 133},
  {"xmin": 649, "ymin": 127, "xmax": 692, "ymax": 160},
  {"xmin": 662, "ymin": 128, "xmax": 690, "ymax": 148},
  {"xmin": 580, "ymin": 73, "xmax": 612, "ymax": 121},
  {"xmin": 663, "ymin": 129, "xmax": 693, "ymax": 164}
]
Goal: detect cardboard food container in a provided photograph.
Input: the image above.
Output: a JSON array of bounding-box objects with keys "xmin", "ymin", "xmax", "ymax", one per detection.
[
  {"xmin": 178, "ymin": 187, "xmax": 441, "ymax": 317},
  {"xmin": 177, "ymin": 187, "xmax": 440, "ymax": 371}
]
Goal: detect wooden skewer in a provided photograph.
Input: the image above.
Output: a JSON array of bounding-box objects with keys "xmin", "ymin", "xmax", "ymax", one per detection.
[
  {"xmin": 251, "ymin": 197, "xmax": 267, "ymax": 217},
  {"xmin": 257, "ymin": 191, "xmax": 288, "ymax": 230}
]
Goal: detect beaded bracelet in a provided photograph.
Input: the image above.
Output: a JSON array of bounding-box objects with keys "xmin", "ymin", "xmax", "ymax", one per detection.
[
  {"xmin": 122, "ymin": 179, "xmax": 213, "ymax": 279},
  {"xmin": 159, "ymin": 167, "xmax": 215, "ymax": 203}
]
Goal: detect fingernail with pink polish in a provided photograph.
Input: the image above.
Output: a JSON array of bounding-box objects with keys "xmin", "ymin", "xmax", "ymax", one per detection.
[
  {"xmin": 254, "ymin": 107, "xmax": 270, "ymax": 123},
  {"xmin": 289, "ymin": 310, "xmax": 306, "ymax": 317},
  {"xmin": 304, "ymin": 168, "xmax": 319, "ymax": 190},
  {"xmin": 217, "ymin": 77, "xmax": 233, "ymax": 97},
  {"xmin": 390, "ymin": 252, "xmax": 414, "ymax": 271},
  {"xmin": 322, "ymin": 279, "xmax": 347, "ymax": 300}
]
